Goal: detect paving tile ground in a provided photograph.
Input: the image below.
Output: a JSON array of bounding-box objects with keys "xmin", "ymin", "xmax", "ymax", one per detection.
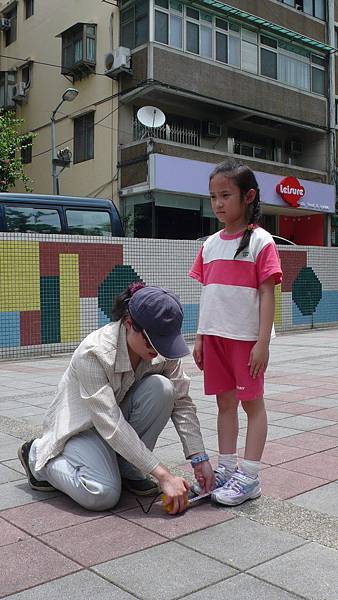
[{"xmin": 1, "ymin": 328, "xmax": 338, "ymax": 598}]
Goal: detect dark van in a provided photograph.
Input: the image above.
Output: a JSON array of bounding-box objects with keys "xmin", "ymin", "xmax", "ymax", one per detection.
[{"xmin": 0, "ymin": 193, "xmax": 124, "ymax": 237}]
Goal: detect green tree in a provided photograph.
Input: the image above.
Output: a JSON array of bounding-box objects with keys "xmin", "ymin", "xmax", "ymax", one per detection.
[{"xmin": 0, "ymin": 110, "xmax": 36, "ymax": 192}]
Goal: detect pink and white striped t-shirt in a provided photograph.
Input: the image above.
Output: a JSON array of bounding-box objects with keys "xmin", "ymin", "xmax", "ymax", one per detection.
[{"xmin": 189, "ymin": 227, "xmax": 282, "ymax": 341}]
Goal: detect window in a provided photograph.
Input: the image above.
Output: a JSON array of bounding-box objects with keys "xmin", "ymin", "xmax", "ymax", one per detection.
[
  {"xmin": 61, "ymin": 23, "xmax": 96, "ymax": 78},
  {"xmin": 279, "ymin": 0, "xmax": 325, "ymax": 19},
  {"xmin": 0, "ymin": 71, "xmax": 16, "ymax": 108},
  {"xmin": 311, "ymin": 53, "xmax": 325, "ymax": 94},
  {"xmin": 66, "ymin": 210, "xmax": 112, "ymax": 235},
  {"xmin": 25, "ymin": 0, "xmax": 34, "ymax": 19},
  {"xmin": 121, "ymin": 1, "xmax": 149, "ymax": 49},
  {"xmin": 21, "ymin": 136, "xmax": 33, "ymax": 164},
  {"xmin": 74, "ymin": 112, "xmax": 94, "ymax": 164},
  {"xmin": 20, "ymin": 64, "xmax": 32, "ymax": 87},
  {"xmin": 261, "ymin": 35, "xmax": 278, "ymax": 79},
  {"xmin": 303, "ymin": 0, "xmax": 325, "ymax": 19},
  {"xmin": 155, "ymin": 10, "xmax": 168, "ymax": 44},
  {"xmin": 5, "ymin": 207, "xmax": 61, "ymax": 233},
  {"xmin": 231, "ymin": 129, "xmax": 275, "ymax": 161},
  {"xmin": 151, "ymin": 5, "xmax": 327, "ymax": 96},
  {"xmin": 279, "ymin": 51, "xmax": 310, "ymax": 91},
  {"xmin": 241, "ymin": 29, "xmax": 258, "ymax": 73},
  {"xmin": 4, "ymin": 5, "xmax": 17, "ymax": 46},
  {"xmin": 186, "ymin": 21, "xmax": 199, "ymax": 54}
]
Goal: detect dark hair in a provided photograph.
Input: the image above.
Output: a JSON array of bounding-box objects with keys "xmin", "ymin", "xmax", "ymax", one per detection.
[
  {"xmin": 209, "ymin": 158, "xmax": 261, "ymax": 258},
  {"xmin": 111, "ymin": 281, "xmax": 144, "ymax": 328}
]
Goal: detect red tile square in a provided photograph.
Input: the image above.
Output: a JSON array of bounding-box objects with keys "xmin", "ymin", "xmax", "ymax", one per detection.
[
  {"xmin": 279, "ymin": 250, "xmax": 307, "ymax": 292},
  {"xmin": 259, "ymin": 442, "xmax": 314, "ymax": 466},
  {"xmin": 264, "ymin": 400, "xmax": 289, "ymax": 410},
  {"xmin": 39, "ymin": 514, "xmax": 165, "ymax": 566},
  {"xmin": 260, "ymin": 466, "xmax": 329, "ymax": 500},
  {"xmin": 268, "ymin": 388, "xmax": 327, "ymax": 402},
  {"xmin": 323, "ymin": 447, "xmax": 338, "ymax": 457},
  {"xmin": 0, "ymin": 538, "xmax": 79, "ymax": 598},
  {"xmin": 278, "ymin": 452, "xmax": 338, "ymax": 481},
  {"xmin": 1, "ymin": 496, "xmax": 110, "ymax": 536},
  {"xmin": 120, "ymin": 500, "xmax": 234, "ymax": 539},
  {"xmin": 313, "ymin": 424, "xmax": 338, "ymax": 437},
  {"xmin": 113, "ymin": 489, "xmax": 156, "ymax": 513},
  {"xmin": 308, "ymin": 408, "xmax": 338, "ymax": 421},
  {"xmin": 276, "ymin": 431, "xmax": 338, "ymax": 451},
  {"xmin": 0, "ymin": 517, "xmax": 30, "ymax": 547},
  {"xmin": 265, "ymin": 402, "xmax": 320, "ymax": 415}
]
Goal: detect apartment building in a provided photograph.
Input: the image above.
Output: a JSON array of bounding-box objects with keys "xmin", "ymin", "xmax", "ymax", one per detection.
[
  {"xmin": 116, "ymin": 0, "xmax": 336, "ymax": 245},
  {"xmin": 0, "ymin": 0, "xmax": 120, "ymax": 201}
]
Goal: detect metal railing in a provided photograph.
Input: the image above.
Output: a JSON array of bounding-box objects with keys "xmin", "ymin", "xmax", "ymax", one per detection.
[{"xmin": 133, "ymin": 119, "xmax": 201, "ymax": 147}]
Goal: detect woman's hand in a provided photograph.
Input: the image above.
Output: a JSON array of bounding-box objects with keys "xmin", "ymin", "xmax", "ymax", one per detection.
[
  {"xmin": 193, "ymin": 460, "xmax": 215, "ymax": 493},
  {"xmin": 193, "ymin": 335, "xmax": 203, "ymax": 370},
  {"xmin": 248, "ymin": 341, "xmax": 269, "ymax": 378},
  {"xmin": 152, "ymin": 465, "xmax": 190, "ymax": 514}
]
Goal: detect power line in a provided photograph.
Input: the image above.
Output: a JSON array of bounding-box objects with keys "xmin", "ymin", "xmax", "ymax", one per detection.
[
  {"xmin": 30, "ymin": 80, "xmax": 154, "ymax": 158},
  {"xmin": 0, "ymin": 53, "xmax": 109, "ymax": 77},
  {"xmin": 32, "ymin": 105, "xmax": 120, "ymax": 158},
  {"xmin": 28, "ymin": 93, "xmax": 120, "ymax": 136}
]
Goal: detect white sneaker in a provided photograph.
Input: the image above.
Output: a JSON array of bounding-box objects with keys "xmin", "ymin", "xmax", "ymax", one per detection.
[
  {"xmin": 212, "ymin": 470, "xmax": 261, "ymax": 506},
  {"xmin": 191, "ymin": 465, "xmax": 234, "ymax": 496}
]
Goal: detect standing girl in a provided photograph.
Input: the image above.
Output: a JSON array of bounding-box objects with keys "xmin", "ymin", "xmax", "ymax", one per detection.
[{"xmin": 189, "ymin": 158, "xmax": 282, "ymax": 506}]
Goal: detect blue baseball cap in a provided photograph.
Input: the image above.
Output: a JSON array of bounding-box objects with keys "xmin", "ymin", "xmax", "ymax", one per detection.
[{"xmin": 128, "ymin": 286, "xmax": 189, "ymax": 359}]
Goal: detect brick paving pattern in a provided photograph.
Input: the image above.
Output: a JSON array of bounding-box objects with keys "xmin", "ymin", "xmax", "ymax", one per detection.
[{"xmin": 1, "ymin": 329, "xmax": 338, "ymax": 598}]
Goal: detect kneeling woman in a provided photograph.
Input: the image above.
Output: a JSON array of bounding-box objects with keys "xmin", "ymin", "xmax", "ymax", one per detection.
[{"xmin": 18, "ymin": 283, "xmax": 214, "ymax": 514}]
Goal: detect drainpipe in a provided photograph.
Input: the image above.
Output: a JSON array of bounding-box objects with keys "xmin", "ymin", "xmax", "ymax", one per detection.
[{"xmin": 327, "ymin": 0, "xmax": 336, "ymax": 246}]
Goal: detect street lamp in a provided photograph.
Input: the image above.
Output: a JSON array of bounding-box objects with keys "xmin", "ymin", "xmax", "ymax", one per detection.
[{"xmin": 51, "ymin": 87, "xmax": 79, "ymax": 195}]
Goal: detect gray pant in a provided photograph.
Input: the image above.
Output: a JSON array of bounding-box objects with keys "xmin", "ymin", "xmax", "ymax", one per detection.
[{"xmin": 29, "ymin": 375, "xmax": 175, "ymax": 511}]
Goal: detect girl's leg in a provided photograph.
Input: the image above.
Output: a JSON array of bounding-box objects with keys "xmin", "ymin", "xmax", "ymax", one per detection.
[
  {"xmin": 241, "ymin": 397, "xmax": 267, "ymax": 462},
  {"xmin": 216, "ymin": 390, "xmax": 239, "ymax": 455}
]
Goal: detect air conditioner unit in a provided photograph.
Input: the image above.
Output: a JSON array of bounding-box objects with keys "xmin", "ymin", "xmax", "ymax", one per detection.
[
  {"xmin": 203, "ymin": 121, "xmax": 222, "ymax": 138},
  {"xmin": 104, "ymin": 47, "xmax": 131, "ymax": 79},
  {"xmin": 0, "ymin": 18, "xmax": 11, "ymax": 30},
  {"xmin": 12, "ymin": 82, "xmax": 27, "ymax": 102},
  {"xmin": 285, "ymin": 140, "xmax": 302, "ymax": 156}
]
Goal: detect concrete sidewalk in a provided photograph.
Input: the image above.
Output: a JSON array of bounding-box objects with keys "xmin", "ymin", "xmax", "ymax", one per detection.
[{"xmin": 1, "ymin": 329, "xmax": 338, "ymax": 599}]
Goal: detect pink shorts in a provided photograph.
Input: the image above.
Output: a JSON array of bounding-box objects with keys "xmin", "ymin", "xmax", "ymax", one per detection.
[{"xmin": 203, "ymin": 335, "xmax": 264, "ymax": 401}]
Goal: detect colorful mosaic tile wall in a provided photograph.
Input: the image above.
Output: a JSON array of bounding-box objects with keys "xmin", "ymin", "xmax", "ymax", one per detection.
[{"xmin": 0, "ymin": 234, "xmax": 338, "ymax": 359}]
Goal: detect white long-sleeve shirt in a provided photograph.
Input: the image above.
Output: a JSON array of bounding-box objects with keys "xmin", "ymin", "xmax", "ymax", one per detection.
[{"xmin": 35, "ymin": 320, "xmax": 205, "ymax": 474}]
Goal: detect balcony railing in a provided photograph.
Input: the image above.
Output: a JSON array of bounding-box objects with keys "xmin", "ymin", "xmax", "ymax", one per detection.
[{"xmin": 133, "ymin": 119, "xmax": 200, "ymax": 147}]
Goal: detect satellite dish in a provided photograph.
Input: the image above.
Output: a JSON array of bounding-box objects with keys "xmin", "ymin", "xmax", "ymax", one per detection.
[{"xmin": 137, "ymin": 106, "xmax": 166, "ymax": 129}]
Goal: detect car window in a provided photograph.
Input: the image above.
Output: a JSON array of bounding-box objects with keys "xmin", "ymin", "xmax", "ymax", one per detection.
[
  {"xmin": 66, "ymin": 209, "xmax": 112, "ymax": 236},
  {"xmin": 4, "ymin": 206, "xmax": 62, "ymax": 233}
]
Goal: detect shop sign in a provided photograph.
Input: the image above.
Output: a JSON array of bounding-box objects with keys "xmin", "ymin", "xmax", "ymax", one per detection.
[{"xmin": 276, "ymin": 176, "xmax": 305, "ymax": 208}]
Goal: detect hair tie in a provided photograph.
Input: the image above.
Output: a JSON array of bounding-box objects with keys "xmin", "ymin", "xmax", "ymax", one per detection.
[
  {"xmin": 247, "ymin": 223, "xmax": 254, "ymax": 231},
  {"xmin": 128, "ymin": 282, "xmax": 145, "ymax": 296}
]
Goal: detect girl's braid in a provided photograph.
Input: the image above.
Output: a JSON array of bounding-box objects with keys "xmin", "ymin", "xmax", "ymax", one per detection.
[{"xmin": 233, "ymin": 188, "xmax": 261, "ymax": 259}]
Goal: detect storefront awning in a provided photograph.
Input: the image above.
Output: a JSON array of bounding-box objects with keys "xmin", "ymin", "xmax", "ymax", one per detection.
[
  {"xmin": 191, "ymin": 0, "xmax": 335, "ymax": 53},
  {"xmin": 147, "ymin": 154, "xmax": 336, "ymax": 214}
]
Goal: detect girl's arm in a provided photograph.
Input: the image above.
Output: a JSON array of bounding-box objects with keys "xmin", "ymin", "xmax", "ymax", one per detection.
[{"xmin": 249, "ymin": 275, "xmax": 275, "ymax": 378}]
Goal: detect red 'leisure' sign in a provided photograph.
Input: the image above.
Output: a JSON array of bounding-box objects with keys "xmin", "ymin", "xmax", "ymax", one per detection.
[{"xmin": 276, "ymin": 176, "xmax": 305, "ymax": 208}]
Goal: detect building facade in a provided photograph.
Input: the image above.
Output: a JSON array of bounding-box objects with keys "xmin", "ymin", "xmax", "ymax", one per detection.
[
  {"xmin": 0, "ymin": 0, "xmax": 120, "ymax": 201},
  {"xmin": 117, "ymin": 0, "xmax": 337, "ymax": 245},
  {"xmin": 1, "ymin": 0, "xmax": 338, "ymax": 245}
]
